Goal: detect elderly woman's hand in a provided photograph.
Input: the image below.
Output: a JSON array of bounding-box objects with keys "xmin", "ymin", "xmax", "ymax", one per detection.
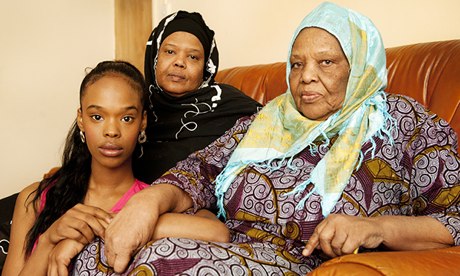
[
  {"xmin": 302, "ymin": 214, "xmax": 384, "ymax": 257},
  {"xmin": 104, "ymin": 189, "xmax": 159, "ymax": 273},
  {"xmin": 104, "ymin": 184, "xmax": 193, "ymax": 273}
]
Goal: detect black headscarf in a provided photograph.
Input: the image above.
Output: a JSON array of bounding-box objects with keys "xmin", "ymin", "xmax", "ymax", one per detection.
[{"xmin": 134, "ymin": 11, "xmax": 261, "ymax": 183}]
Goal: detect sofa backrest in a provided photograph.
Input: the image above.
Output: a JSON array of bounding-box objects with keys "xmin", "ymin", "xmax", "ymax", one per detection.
[{"xmin": 216, "ymin": 40, "xmax": 460, "ymax": 136}]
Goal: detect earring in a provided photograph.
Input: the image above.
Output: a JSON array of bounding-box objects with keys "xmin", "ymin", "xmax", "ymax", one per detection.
[
  {"xmin": 138, "ymin": 130, "xmax": 146, "ymax": 158},
  {"xmin": 79, "ymin": 130, "xmax": 86, "ymax": 143},
  {"xmin": 138, "ymin": 130, "xmax": 147, "ymax": 144}
]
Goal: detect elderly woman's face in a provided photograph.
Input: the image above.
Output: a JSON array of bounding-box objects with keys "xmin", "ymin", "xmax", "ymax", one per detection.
[
  {"xmin": 289, "ymin": 27, "xmax": 350, "ymax": 121},
  {"xmin": 156, "ymin": 31, "xmax": 205, "ymax": 97}
]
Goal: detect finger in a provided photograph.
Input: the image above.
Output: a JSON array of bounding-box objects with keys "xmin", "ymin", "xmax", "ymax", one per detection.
[
  {"xmin": 57, "ymin": 262, "xmax": 70, "ymax": 276},
  {"xmin": 111, "ymin": 252, "xmax": 132, "ymax": 273},
  {"xmin": 303, "ymin": 233, "xmax": 319, "ymax": 256},
  {"xmin": 73, "ymin": 203, "xmax": 113, "ymax": 223},
  {"xmin": 341, "ymin": 238, "xmax": 360, "ymax": 255},
  {"xmin": 66, "ymin": 206, "xmax": 110, "ymax": 238},
  {"xmin": 48, "ymin": 254, "xmax": 57, "ymax": 276},
  {"xmin": 56, "ymin": 220, "xmax": 96, "ymax": 244},
  {"xmin": 330, "ymin": 231, "xmax": 348, "ymax": 256},
  {"xmin": 318, "ymin": 226, "xmax": 337, "ymax": 257}
]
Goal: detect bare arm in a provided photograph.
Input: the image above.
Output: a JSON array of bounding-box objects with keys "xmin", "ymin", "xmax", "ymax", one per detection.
[
  {"xmin": 104, "ymin": 183, "xmax": 193, "ymax": 273},
  {"xmin": 153, "ymin": 209, "xmax": 230, "ymax": 243},
  {"xmin": 2, "ymin": 183, "xmax": 41, "ymax": 276},
  {"xmin": 303, "ymin": 214, "xmax": 453, "ymax": 257},
  {"xmin": 2, "ymin": 182, "xmax": 113, "ymax": 276}
]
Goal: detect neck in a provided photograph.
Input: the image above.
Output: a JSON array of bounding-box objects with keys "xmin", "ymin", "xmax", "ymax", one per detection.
[{"xmin": 89, "ymin": 162, "xmax": 135, "ymax": 190}]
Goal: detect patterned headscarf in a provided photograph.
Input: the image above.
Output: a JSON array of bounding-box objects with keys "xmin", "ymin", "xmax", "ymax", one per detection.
[{"xmin": 215, "ymin": 2, "xmax": 395, "ymax": 218}]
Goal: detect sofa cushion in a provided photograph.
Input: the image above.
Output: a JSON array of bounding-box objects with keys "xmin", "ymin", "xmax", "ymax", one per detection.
[{"xmin": 0, "ymin": 193, "xmax": 18, "ymax": 274}]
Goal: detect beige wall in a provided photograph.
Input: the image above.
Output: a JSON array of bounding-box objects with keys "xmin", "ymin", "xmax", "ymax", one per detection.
[
  {"xmin": 154, "ymin": 0, "xmax": 460, "ymax": 69},
  {"xmin": 0, "ymin": 0, "xmax": 114, "ymax": 198},
  {"xmin": 1, "ymin": 0, "xmax": 459, "ymax": 198}
]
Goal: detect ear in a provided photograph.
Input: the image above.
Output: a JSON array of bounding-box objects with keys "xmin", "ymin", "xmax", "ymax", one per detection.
[
  {"xmin": 141, "ymin": 110, "xmax": 147, "ymax": 131},
  {"xmin": 77, "ymin": 108, "xmax": 84, "ymax": 131}
]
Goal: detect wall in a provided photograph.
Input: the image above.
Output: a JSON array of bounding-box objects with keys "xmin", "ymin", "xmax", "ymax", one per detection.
[
  {"xmin": 153, "ymin": 0, "xmax": 460, "ymax": 70},
  {"xmin": 1, "ymin": 0, "xmax": 459, "ymax": 198},
  {"xmin": 0, "ymin": 0, "xmax": 114, "ymax": 198}
]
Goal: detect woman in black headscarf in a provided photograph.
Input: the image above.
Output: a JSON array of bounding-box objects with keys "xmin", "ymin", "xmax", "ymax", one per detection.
[{"xmin": 135, "ymin": 11, "xmax": 261, "ymax": 183}]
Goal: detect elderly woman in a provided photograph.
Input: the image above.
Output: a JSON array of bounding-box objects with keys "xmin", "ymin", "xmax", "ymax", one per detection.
[
  {"xmin": 72, "ymin": 3, "xmax": 460, "ymax": 275},
  {"xmin": 134, "ymin": 11, "xmax": 261, "ymax": 183}
]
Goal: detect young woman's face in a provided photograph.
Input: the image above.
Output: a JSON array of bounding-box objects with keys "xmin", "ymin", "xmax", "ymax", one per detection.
[
  {"xmin": 155, "ymin": 31, "xmax": 205, "ymax": 97},
  {"xmin": 78, "ymin": 75, "xmax": 146, "ymax": 170},
  {"xmin": 289, "ymin": 27, "xmax": 350, "ymax": 121}
]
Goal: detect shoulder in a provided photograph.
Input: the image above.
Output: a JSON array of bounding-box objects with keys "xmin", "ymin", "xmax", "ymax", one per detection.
[
  {"xmin": 221, "ymin": 113, "xmax": 257, "ymax": 139},
  {"xmin": 215, "ymin": 83, "xmax": 262, "ymax": 105},
  {"xmin": 134, "ymin": 179, "xmax": 150, "ymax": 189},
  {"xmin": 386, "ymin": 93, "xmax": 426, "ymax": 114},
  {"xmin": 17, "ymin": 182, "xmax": 40, "ymax": 212},
  {"xmin": 386, "ymin": 93, "xmax": 458, "ymax": 149}
]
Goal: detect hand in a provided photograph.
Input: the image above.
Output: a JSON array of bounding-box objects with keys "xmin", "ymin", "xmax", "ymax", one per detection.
[
  {"xmin": 48, "ymin": 239, "xmax": 85, "ymax": 276},
  {"xmin": 104, "ymin": 189, "xmax": 159, "ymax": 273},
  {"xmin": 303, "ymin": 214, "xmax": 384, "ymax": 257},
  {"xmin": 42, "ymin": 203, "xmax": 113, "ymax": 246}
]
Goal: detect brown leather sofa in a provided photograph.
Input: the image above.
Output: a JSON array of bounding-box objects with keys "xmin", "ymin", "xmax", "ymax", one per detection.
[{"xmin": 215, "ymin": 39, "xmax": 460, "ymax": 275}]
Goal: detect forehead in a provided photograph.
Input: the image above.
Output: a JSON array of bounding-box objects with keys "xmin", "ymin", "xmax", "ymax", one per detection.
[
  {"xmin": 82, "ymin": 75, "xmax": 141, "ymax": 106},
  {"xmin": 160, "ymin": 31, "xmax": 204, "ymax": 52},
  {"xmin": 292, "ymin": 27, "xmax": 343, "ymax": 54}
]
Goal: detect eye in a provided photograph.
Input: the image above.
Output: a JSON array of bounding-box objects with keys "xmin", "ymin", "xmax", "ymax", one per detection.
[
  {"xmin": 189, "ymin": 55, "xmax": 199, "ymax": 60},
  {"xmin": 321, "ymin": 60, "xmax": 333, "ymax": 66},
  {"xmin": 90, "ymin": 114, "xmax": 102, "ymax": 121},
  {"xmin": 121, "ymin": 116, "xmax": 134, "ymax": 123},
  {"xmin": 291, "ymin": 62, "xmax": 302, "ymax": 69},
  {"xmin": 165, "ymin": 49, "xmax": 174, "ymax": 55}
]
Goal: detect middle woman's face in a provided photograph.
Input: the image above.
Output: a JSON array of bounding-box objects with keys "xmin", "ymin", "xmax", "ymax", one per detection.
[
  {"xmin": 156, "ymin": 31, "xmax": 205, "ymax": 97},
  {"xmin": 289, "ymin": 27, "xmax": 350, "ymax": 121}
]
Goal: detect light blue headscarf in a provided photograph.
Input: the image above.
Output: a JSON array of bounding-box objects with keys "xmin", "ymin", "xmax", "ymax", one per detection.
[{"xmin": 214, "ymin": 2, "xmax": 395, "ymax": 218}]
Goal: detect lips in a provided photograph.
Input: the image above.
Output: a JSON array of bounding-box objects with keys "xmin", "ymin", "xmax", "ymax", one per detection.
[
  {"xmin": 167, "ymin": 73, "xmax": 186, "ymax": 82},
  {"xmin": 300, "ymin": 91, "xmax": 322, "ymax": 103},
  {"xmin": 99, "ymin": 143, "xmax": 123, "ymax": 157}
]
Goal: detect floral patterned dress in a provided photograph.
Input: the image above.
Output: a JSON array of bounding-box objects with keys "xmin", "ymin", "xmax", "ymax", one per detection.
[{"xmin": 72, "ymin": 94, "xmax": 460, "ymax": 275}]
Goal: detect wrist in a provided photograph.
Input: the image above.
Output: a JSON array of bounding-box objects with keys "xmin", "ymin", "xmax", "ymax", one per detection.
[
  {"xmin": 35, "ymin": 232, "xmax": 56, "ymax": 251},
  {"xmin": 371, "ymin": 216, "xmax": 395, "ymax": 247}
]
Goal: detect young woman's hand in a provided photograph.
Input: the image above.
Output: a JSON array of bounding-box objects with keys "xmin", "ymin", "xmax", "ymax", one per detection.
[
  {"xmin": 302, "ymin": 214, "xmax": 383, "ymax": 257},
  {"xmin": 47, "ymin": 239, "xmax": 85, "ymax": 276},
  {"xmin": 42, "ymin": 203, "xmax": 113, "ymax": 246}
]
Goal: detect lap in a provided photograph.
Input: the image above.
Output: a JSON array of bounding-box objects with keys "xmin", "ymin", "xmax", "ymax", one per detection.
[{"xmin": 72, "ymin": 237, "xmax": 319, "ymax": 275}]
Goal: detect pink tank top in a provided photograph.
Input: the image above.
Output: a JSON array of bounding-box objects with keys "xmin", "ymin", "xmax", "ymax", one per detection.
[
  {"xmin": 40, "ymin": 179, "xmax": 149, "ymax": 213},
  {"xmin": 109, "ymin": 179, "xmax": 149, "ymax": 213}
]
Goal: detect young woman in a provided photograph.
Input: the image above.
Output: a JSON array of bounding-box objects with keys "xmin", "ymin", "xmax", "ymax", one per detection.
[{"xmin": 3, "ymin": 61, "xmax": 229, "ymax": 276}]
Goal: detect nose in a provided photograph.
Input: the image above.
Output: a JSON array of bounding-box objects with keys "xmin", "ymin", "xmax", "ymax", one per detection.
[
  {"xmin": 104, "ymin": 120, "xmax": 120, "ymax": 138},
  {"xmin": 174, "ymin": 54, "xmax": 186, "ymax": 68},
  {"xmin": 300, "ymin": 63, "xmax": 318, "ymax": 84}
]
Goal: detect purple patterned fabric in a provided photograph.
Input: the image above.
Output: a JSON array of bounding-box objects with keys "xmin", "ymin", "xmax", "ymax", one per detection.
[{"xmin": 72, "ymin": 94, "xmax": 460, "ymax": 275}]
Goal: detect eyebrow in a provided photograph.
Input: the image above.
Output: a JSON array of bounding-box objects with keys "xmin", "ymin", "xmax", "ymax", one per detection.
[
  {"xmin": 162, "ymin": 43, "xmax": 202, "ymax": 53},
  {"xmin": 86, "ymin": 105, "xmax": 139, "ymax": 111}
]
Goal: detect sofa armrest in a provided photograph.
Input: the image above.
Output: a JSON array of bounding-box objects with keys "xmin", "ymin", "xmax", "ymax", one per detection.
[{"xmin": 309, "ymin": 246, "xmax": 460, "ymax": 275}]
